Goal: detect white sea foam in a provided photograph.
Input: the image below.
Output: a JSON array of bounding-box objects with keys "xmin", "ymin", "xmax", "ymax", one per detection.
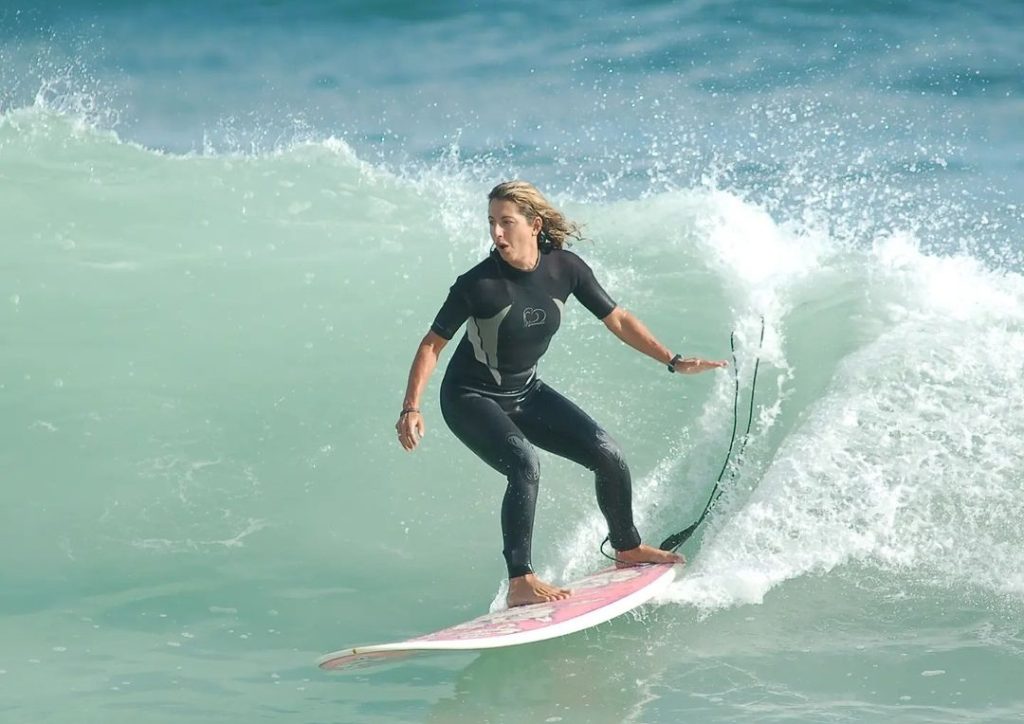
[{"xmin": 662, "ymin": 232, "xmax": 1024, "ymax": 609}]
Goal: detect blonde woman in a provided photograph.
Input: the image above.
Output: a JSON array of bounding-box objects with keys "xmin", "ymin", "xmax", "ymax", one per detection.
[{"xmin": 396, "ymin": 181, "xmax": 726, "ymax": 607}]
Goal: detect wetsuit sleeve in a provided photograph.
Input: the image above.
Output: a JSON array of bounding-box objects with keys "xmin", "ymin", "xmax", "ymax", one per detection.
[
  {"xmin": 430, "ymin": 278, "xmax": 471, "ymax": 340},
  {"xmin": 570, "ymin": 254, "xmax": 617, "ymax": 319}
]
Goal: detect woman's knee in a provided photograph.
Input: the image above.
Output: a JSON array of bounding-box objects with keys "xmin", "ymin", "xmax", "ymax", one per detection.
[
  {"xmin": 504, "ymin": 432, "xmax": 541, "ymax": 485},
  {"xmin": 593, "ymin": 429, "xmax": 630, "ymax": 478}
]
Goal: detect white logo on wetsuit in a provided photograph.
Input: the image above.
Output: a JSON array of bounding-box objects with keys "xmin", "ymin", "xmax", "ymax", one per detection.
[{"xmin": 523, "ymin": 308, "xmax": 547, "ymax": 328}]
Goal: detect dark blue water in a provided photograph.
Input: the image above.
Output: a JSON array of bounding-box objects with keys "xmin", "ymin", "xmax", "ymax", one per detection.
[{"xmin": 5, "ymin": 1, "xmax": 1021, "ymax": 264}]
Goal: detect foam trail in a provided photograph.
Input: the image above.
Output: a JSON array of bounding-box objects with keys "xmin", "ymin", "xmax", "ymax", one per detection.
[
  {"xmin": 664, "ymin": 235, "xmax": 1024, "ymax": 609},
  {"xmin": 557, "ymin": 188, "xmax": 813, "ymax": 580}
]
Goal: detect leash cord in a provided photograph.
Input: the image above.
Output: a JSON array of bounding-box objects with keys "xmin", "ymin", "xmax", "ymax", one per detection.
[
  {"xmin": 658, "ymin": 316, "xmax": 765, "ymax": 553},
  {"xmin": 597, "ymin": 317, "xmax": 765, "ymax": 562}
]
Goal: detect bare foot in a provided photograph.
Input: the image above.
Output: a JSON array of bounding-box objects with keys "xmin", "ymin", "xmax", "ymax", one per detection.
[
  {"xmin": 615, "ymin": 544, "xmax": 685, "ymax": 568},
  {"xmin": 506, "ymin": 573, "xmax": 572, "ymax": 607}
]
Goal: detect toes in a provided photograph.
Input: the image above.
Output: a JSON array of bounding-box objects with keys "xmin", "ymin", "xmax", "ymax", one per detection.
[{"xmin": 538, "ymin": 587, "xmax": 571, "ymax": 601}]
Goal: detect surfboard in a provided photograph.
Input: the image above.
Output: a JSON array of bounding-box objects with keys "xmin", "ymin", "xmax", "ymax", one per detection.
[{"xmin": 318, "ymin": 562, "xmax": 677, "ymax": 670}]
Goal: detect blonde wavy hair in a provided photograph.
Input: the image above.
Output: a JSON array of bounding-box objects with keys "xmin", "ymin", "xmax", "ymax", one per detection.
[{"xmin": 488, "ymin": 181, "xmax": 584, "ymax": 250}]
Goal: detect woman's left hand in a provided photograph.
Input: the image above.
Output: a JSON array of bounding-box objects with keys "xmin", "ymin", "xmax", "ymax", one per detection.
[{"xmin": 672, "ymin": 357, "xmax": 729, "ymax": 374}]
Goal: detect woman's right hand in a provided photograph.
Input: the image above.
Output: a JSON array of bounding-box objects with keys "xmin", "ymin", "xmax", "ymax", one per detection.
[
  {"xmin": 396, "ymin": 331, "xmax": 447, "ymax": 452},
  {"xmin": 395, "ymin": 410, "xmax": 425, "ymax": 451}
]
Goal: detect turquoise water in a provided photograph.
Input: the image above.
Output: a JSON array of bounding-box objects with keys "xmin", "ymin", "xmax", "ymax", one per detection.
[{"xmin": 3, "ymin": 2, "xmax": 1024, "ymax": 722}]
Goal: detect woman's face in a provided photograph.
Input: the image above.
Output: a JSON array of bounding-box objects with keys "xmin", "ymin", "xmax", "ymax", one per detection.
[{"xmin": 488, "ymin": 199, "xmax": 542, "ymax": 265}]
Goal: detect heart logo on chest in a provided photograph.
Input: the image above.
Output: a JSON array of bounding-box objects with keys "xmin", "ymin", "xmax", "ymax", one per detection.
[{"xmin": 523, "ymin": 308, "xmax": 547, "ymax": 328}]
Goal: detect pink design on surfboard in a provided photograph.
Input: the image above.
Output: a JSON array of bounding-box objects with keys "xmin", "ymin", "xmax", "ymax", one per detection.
[
  {"xmin": 318, "ymin": 563, "xmax": 677, "ymax": 670},
  {"xmin": 417, "ymin": 565, "xmax": 659, "ymax": 641}
]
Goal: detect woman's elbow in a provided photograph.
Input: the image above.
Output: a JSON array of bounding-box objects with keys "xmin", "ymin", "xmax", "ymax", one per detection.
[
  {"xmin": 602, "ymin": 306, "xmax": 628, "ymax": 332},
  {"xmin": 421, "ymin": 329, "xmax": 449, "ymax": 355}
]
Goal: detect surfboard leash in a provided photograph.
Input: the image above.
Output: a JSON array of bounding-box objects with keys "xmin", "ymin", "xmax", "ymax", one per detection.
[
  {"xmin": 598, "ymin": 316, "xmax": 765, "ymax": 562},
  {"xmin": 659, "ymin": 316, "xmax": 765, "ymax": 553}
]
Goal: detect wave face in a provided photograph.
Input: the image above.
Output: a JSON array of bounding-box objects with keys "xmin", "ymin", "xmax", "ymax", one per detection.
[{"xmin": 3, "ymin": 3, "xmax": 1023, "ymax": 722}]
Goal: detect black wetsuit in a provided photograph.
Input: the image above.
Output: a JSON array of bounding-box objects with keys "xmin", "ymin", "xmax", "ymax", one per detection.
[{"xmin": 431, "ymin": 246, "xmax": 641, "ymax": 578}]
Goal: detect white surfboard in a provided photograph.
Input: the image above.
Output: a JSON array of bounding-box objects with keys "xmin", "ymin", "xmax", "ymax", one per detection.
[{"xmin": 318, "ymin": 562, "xmax": 678, "ymax": 670}]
